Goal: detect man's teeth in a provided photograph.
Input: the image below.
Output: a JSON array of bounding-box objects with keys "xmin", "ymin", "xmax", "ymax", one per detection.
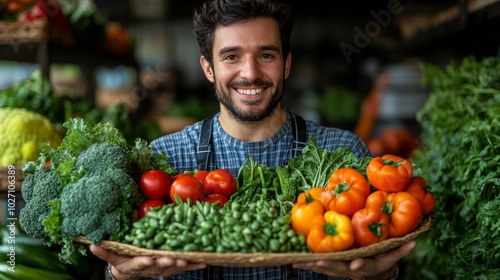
[{"xmin": 237, "ymin": 88, "xmax": 263, "ymax": 95}]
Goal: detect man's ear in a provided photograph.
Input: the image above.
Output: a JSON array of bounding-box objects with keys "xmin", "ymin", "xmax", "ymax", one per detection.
[
  {"xmin": 284, "ymin": 52, "xmax": 292, "ymax": 80},
  {"xmin": 200, "ymin": 56, "xmax": 215, "ymax": 83}
]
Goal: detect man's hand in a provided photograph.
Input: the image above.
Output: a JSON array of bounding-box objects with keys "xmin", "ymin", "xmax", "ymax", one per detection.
[
  {"xmin": 90, "ymin": 244, "xmax": 207, "ymax": 279},
  {"xmin": 293, "ymin": 240, "xmax": 416, "ymax": 279}
]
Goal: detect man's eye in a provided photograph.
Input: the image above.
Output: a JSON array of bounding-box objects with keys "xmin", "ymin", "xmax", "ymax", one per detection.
[
  {"xmin": 261, "ymin": 53, "xmax": 275, "ymax": 59},
  {"xmin": 225, "ymin": 55, "xmax": 237, "ymax": 60}
]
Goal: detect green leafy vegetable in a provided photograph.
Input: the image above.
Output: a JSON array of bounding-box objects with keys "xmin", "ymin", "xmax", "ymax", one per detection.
[
  {"xmin": 405, "ymin": 56, "xmax": 500, "ymax": 279},
  {"xmin": 233, "ymin": 137, "xmax": 371, "ymax": 215},
  {"xmin": 0, "ymin": 70, "xmax": 66, "ymax": 124},
  {"xmin": 287, "ymin": 137, "xmax": 371, "ymax": 192}
]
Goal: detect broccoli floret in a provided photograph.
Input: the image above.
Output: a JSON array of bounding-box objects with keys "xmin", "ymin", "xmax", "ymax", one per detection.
[
  {"xmin": 107, "ymin": 168, "xmax": 144, "ymax": 209},
  {"xmin": 58, "ymin": 143, "xmax": 145, "ymax": 244},
  {"xmin": 60, "ymin": 175, "xmax": 122, "ymax": 243},
  {"xmin": 19, "ymin": 168, "xmax": 63, "ymax": 239},
  {"xmin": 73, "ymin": 142, "xmax": 130, "ymax": 175}
]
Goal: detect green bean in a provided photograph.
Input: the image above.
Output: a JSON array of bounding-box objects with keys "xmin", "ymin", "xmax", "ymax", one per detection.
[
  {"xmin": 160, "ymin": 208, "xmax": 174, "ymax": 226},
  {"xmin": 132, "ymin": 239, "xmax": 141, "ymax": 247},
  {"xmin": 269, "ymin": 239, "xmax": 280, "ymax": 253},
  {"xmin": 200, "ymin": 220, "xmax": 214, "ymax": 229},
  {"xmin": 149, "ymin": 218, "xmax": 159, "ymax": 228},
  {"xmin": 263, "ymin": 227, "xmax": 272, "ymax": 237},
  {"xmin": 167, "ymin": 238, "xmax": 182, "ymax": 248},
  {"xmin": 133, "ymin": 221, "xmax": 146, "ymax": 229},
  {"xmin": 146, "ymin": 239, "xmax": 155, "ymax": 249},
  {"xmin": 174, "ymin": 208, "xmax": 184, "ymax": 222},
  {"xmin": 183, "ymin": 243, "xmax": 198, "ymax": 252},
  {"xmin": 146, "ymin": 210, "xmax": 159, "ymax": 219},
  {"xmin": 157, "ymin": 205, "xmax": 168, "ymax": 216},
  {"xmin": 154, "ymin": 231, "xmax": 166, "ymax": 245},
  {"xmin": 202, "ymin": 202, "xmax": 211, "ymax": 216},
  {"xmin": 195, "ymin": 227, "xmax": 211, "ymax": 235}
]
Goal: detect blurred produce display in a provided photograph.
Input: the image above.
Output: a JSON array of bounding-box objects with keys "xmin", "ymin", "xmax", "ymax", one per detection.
[
  {"xmin": 0, "ymin": 0, "xmax": 133, "ymax": 55},
  {"xmin": 366, "ymin": 126, "xmax": 420, "ymax": 159},
  {"xmin": 404, "ymin": 56, "xmax": 500, "ymax": 279},
  {"xmin": 0, "ymin": 70, "xmax": 163, "ymax": 144},
  {"xmin": 0, "ymin": 70, "xmax": 67, "ymax": 125},
  {"xmin": 163, "ymin": 95, "xmax": 217, "ymax": 121},
  {"xmin": 318, "ymin": 85, "xmax": 361, "ymax": 125},
  {"xmin": 0, "ymin": 107, "xmax": 62, "ymax": 165}
]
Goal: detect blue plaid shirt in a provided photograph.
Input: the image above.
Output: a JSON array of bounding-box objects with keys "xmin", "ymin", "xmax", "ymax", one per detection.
[{"xmin": 149, "ymin": 112, "xmax": 371, "ymax": 280}]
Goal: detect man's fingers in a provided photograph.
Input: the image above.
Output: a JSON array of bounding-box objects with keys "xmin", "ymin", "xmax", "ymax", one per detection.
[
  {"xmin": 349, "ymin": 240, "xmax": 417, "ymax": 271},
  {"xmin": 89, "ymin": 244, "xmax": 154, "ymax": 268},
  {"xmin": 89, "ymin": 244, "xmax": 111, "ymax": 260},
  {"xmin": 399, "ymin": 240, "xmax": 417, "ymax": 256}
]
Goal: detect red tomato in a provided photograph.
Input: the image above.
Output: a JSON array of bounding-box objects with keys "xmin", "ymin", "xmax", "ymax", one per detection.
[
  {"xmin": 170, "ymin": 174, "xmax": 205, "ymax": 204},
  {"xmin": 140, "ymin": 170, "xmax": 172, "ymax": 200},
  {"xmin": 138, "ymin": 199, "xmax": 165, "ymax": 220},
  {"xmin": 205, "ymin": 194, "xmax": 229, "ymax": 208},
  {"xmin": 204, "ymin": 169, "xmax": 236, "ymax": 198},
  {"xmin": 193, "ymin": 170, "xmax": 209, "ymax": 185}
]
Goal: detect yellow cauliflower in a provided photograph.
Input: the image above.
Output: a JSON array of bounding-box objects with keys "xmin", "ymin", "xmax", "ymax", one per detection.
[{"xmin": 0, "ymin": 108, "xmax": 62, "ymax": 165}]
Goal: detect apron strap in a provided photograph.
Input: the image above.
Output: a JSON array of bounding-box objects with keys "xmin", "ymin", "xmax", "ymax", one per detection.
[
  {"xmin": 197, "ymin": 114, "xmax": 215, "ymax": 171},
  {"xmin": 290, "ymin": 112, "xmax": 307, "ymax": 157}
]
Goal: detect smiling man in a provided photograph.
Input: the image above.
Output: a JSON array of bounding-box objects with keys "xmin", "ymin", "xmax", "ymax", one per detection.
[{"xmin": 90, "ymin": 0, "xmax": 415, "ymax": 279}]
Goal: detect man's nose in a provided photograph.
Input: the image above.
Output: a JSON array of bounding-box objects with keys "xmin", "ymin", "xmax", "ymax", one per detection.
[{"xmin": 240, "ymin": 57, "xmax": 262, "ymax": 81}]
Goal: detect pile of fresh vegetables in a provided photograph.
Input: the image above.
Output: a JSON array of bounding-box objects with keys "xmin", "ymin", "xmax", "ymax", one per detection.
[
  {"xmin": 122, "ymin": 138, "xmax": 434, "ymax": 254},
  {"xmin": 19, "ymin": 118, "xmax": 174, "ymax": 263},
  {"xmin": 289, "ymin": 154, "xmax": 434, "ymax": 253},
  {"xmin": 20, "ymin": 117, "xmax": 434, "ymax": 262},
  {"xmin": 136, "ymin": 169, "xmax": 236, "ymax": 219},
  {"xmin": 403, "ymin": 56, "xmax": 500, "ymax": 279},
  {"xmin": 125, "ymin": 199, "xmax": 308, "ymax": 253}
]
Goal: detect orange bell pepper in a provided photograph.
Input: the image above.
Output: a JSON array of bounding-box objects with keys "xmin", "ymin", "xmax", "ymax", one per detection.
[
  {"xmin": 365, "ymin": 190, "xmax": 423, "ymax": 237},
  {"xmin": 320, "ymin": 167, "xmax": 371, "ymax": 217},
  {"xmin": 306, "ymin": 210, "xmax": 354, "ymax": 253},
  {"xmin": 351, "ymin": 207, "xmax": 390, "ymax": 246},
  {"xmin": 295, "ymin": 187, "xmax": 324, "ymax": 204},
  {"xmin": 366, "ymin": 154, "xmax": 413, "ymax": 192},
  {"xmin": 291, "ymin": 189, "xmax": 325, "ymax": 238},
  {"xmin": 403, "ymin": 176, "xmax": 436, "ymax": 215}
]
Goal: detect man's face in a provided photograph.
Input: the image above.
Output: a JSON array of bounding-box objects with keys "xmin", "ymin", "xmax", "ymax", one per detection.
[{"xmin": 200, "ymin": 17, "xmax": 292, "ymax": 122}]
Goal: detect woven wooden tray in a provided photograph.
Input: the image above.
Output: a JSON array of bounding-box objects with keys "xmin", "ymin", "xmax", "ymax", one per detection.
[
  {"xmin": 76, "ymin": 216, "xmax": 431, "ymax": 267},
  {"xmin": 0, "ymin": 20, "xmax": 74, "ymax": 45},
  {"xmin": 0, "ymin": 165, "xmax": 24, "ymax": 192}
]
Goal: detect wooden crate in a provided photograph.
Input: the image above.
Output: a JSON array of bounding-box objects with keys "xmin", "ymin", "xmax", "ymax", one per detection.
[{"xmin": 0, "ymin": 20, "xmax": 74, "ymax": 46}]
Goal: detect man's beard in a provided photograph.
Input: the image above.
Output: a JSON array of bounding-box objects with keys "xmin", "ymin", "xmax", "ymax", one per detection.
[{"xmin": 214, "ymin": 77, "xmax": 285, "ymax": 122}]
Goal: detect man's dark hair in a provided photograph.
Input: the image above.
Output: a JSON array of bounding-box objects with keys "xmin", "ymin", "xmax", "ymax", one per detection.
[{"xmin": 193, "ymin": 0, "xmax": 295, "ymax": 66}]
